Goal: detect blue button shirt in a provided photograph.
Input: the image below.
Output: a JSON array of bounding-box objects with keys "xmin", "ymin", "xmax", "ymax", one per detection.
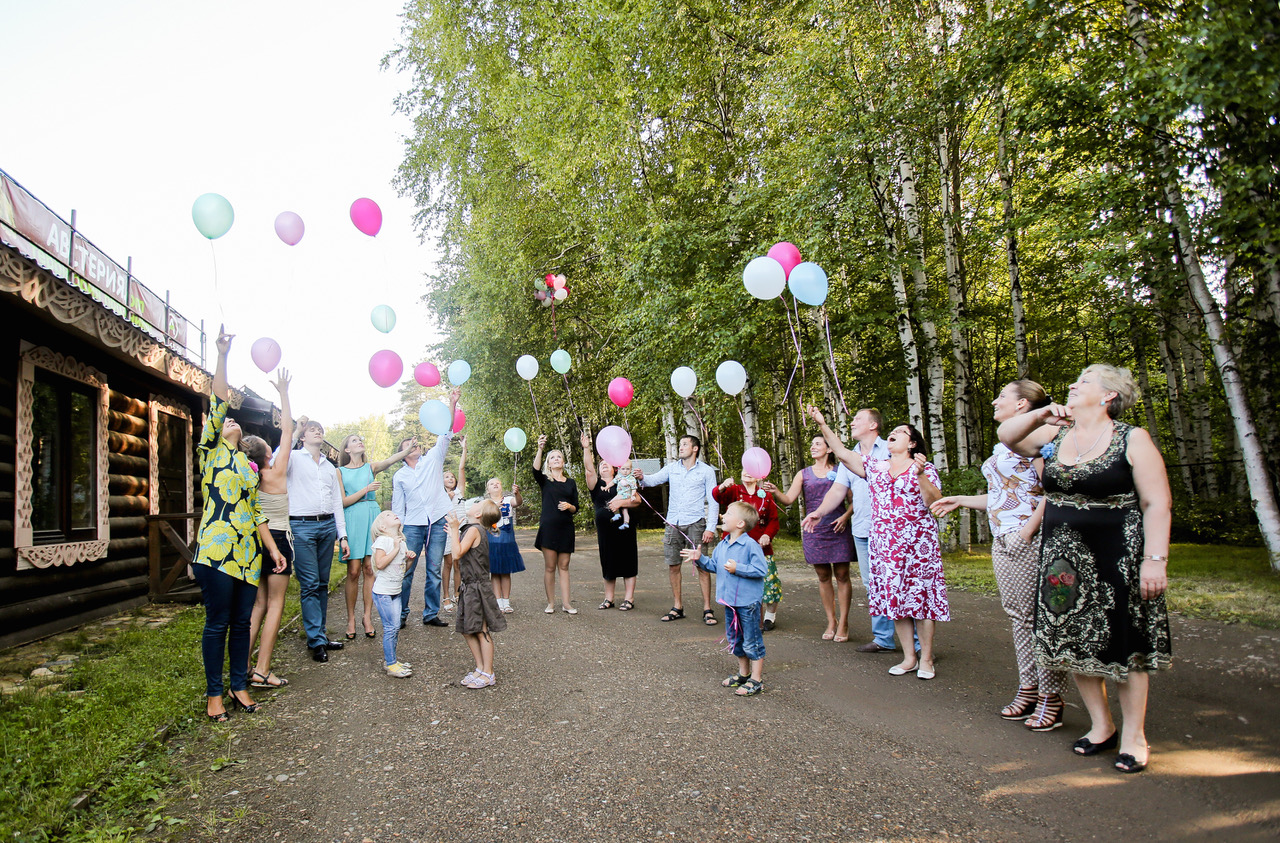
[
  {"xmin": 640, "ymin": 458, "xmax": 719, "ymax": 528},
  {"xmin": 391, "ymin": 432, "xmax": 453, "ymax": 526},
  {"xmin": 692, "ymin": 533, "xmax": 769, "ymax": 607}
]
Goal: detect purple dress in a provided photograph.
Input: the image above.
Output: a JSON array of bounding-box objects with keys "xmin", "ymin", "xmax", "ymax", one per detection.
[{"xmin": 800, "ymin": 466, "xmax": 853, "ymax": 566}]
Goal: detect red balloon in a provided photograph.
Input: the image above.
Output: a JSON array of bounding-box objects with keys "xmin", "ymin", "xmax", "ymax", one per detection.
[
  {"xmin": 452, "ymin": 408, "xmax": 467, "ymax": 433},
  {"xmin": 608, "ymin": 377, "xmax": 634, "ymax": 408},
  {"xmin": 767, "ymin": 241, "xmax": 803, "ymax": 279}
]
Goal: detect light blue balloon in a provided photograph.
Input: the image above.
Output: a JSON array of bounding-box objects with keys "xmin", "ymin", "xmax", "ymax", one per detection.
[
  {"xmin": 550, "ymin": 349, "xmax": 571, "ymax": 374},
  {"xmin": 447, "ymin": 359, "xmax": 472, "ymax": 385},
  {"xmin": 788, "ymin": 261, "xmax": 828, "ymax": 306},
  {"xmin": 370, "ymin": 304, "xmax": 396, "ymax": 333},
  {"xmin": 503, "ymin": 427, "xmax": 528, "ymax": 452},
  {"xmin": 419, "ymin": 400, "xmax": 452, "ymax": 435},
  {"xmin": 191, "ymin": 193, "xmax": 234, "ymax": 240}
]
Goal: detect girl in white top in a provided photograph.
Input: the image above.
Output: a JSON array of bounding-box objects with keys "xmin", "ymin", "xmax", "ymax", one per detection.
[
  {"xmin": 441, "ymin": 437, "xmax": 467, "ymax": 613},
  {"xmin": 371, "ymin": 510, "xmax": 417, "ymax": 678}
]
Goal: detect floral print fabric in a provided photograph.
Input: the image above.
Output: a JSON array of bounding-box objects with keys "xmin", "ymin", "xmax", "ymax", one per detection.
[
  {"xmin": 194, "ymin": 394, "xmax": 265, "ymax": 585},
  {"xmin": 866, "ymin": 460, "xmax": 949, "ymax": 621}
]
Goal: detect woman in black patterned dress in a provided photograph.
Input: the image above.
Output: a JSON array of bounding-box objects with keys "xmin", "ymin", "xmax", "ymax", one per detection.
[{"xmin": 999, "ymin": 364, "xmax": 1171, "ymax": 774}]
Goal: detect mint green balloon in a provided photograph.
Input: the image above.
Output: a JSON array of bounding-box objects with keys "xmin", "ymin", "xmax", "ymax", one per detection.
[
  {"xmin": 550, "ymin": 349, "xmax": 571, "ymax": 374},
  {"xmin": 503, "ymin": 427, "xmax": 528, "ymax": 452},
  {"xmin": 191, "ymin": 193, "xmax": 234, "ymax": 240}
]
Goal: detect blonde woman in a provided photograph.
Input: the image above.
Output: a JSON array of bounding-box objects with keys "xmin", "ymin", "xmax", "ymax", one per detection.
[{"xmin": 532, "ymin": 434, "xmax": 580, "ymax": 613}]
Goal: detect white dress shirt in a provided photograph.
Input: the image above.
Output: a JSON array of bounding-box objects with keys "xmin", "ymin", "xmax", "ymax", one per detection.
[
  {"xmin": 285, "ymin": 447, "xmax": 348, "ymax": 539},
  {"xmin": 392, "ymin": 432, "xmax": 453, "ymax": 525}
]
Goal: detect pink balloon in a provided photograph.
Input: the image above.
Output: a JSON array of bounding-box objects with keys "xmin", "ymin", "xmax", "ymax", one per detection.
[
  {"xmin": 250, "ymin": 337, "xmax": 281, "ymax": 373},
  {"xmin": 368, "ymin": 349, "xmax": 403, "ymax": 388},
  {"xmin": 350, "ymin": 198, "xmax": 383, "ymax": 237},
  {"xmin": 552, "ymin": 274, "xmax": 567, "ymax": 290},
  {"xmin": 452, "ymin": 408, "xmax": 467, "ymax": 433},
  {"xmin": 608, "ymin": 377, "xmax": 634, "ymax": 409},
  {"xmin": 274, "ymin": 211, "xmax": 305, "ymax": 245},
  {"xmin": 741, "ymin": 447, "xmax": 773, "ymax": 480},
  {"xmin": 596, "ymin": 425, "xmax": 633, "ymax": 467},
  {"xmin": 767, "ymin": 241, "xmax": 803, "ymax": 279},
  {"xmin": 414, "ymin": 362, "xmax": 441, "ymax": 387},
  {"xmin": 535, "ymin": 290, "xmax": 547, "ymax": 301}
]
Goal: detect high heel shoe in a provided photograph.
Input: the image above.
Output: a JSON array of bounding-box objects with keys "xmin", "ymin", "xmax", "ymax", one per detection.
[
  {"xmin": 1025, "ymin": 694, "xmax": 1064, "ymax": 731},
  {"xmin": 1072, "ymin": 731, "xmax": 1118, "ymax": 756},
  {"xmin": 228, "ymin": 692, "xmax": 258, "ymax": 714}
]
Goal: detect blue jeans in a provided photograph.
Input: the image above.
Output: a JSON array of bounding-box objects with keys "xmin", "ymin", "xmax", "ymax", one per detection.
[
  {"xmin": 854, "ymin": 535, "xmax": 900, "ymax": 649},
  {"xmin": 726, "ymin": 603, "xmax": 765, "ymax": 661},
  {"xmin": 401, "ymin": 516, "xmax": 447, "ymax": 624},
  {"xmin": 193, "ymin": 563, "xmax": 258, "ymax": 696},
  {"xmin": 372, "ymin": 591, "xmax": 402, "ymax": 667},
  {"xmin": 291, "ymin": 518, "xmax": 338, "ymax": 649}
]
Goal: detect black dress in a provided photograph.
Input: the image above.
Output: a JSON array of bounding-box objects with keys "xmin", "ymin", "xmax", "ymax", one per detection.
[
  {"xmin": 590, "ymin": 478, "xmax": 639, "ymax": 580},
  {"xmin": 532, "ymin": 466, "xmax": 579, "ymax": 553},
  {"xmin": 1035, "ymin": 422, "xmax": 1172, "ymax": 681}
]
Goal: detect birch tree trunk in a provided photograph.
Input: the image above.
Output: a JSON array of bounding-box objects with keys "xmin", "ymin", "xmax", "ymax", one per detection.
[
  {"xmin": 939, "ymin": 126, "xmax": 974, "ymax": 549},
  {"xmin": 1124, "ymin": 0, "xmax": 1280, "ymax": 569},
  {"xmin": 997, "ymin": 98, "xmax": 1030, "ymax": 378},
  {"xmin": 661, "ymin": 399, "xmax": 679, "ymax": 462},
  {"xmin": 1155, "ymin": 328, "xmax": 1197, "ymax": 495},
  {"xmin": 869, "ymin": 166, "xmax": 925, "ymax": 430},
  {"xmin": 740, "ymin": 376, "xmax": 759, "ymax": 450}
]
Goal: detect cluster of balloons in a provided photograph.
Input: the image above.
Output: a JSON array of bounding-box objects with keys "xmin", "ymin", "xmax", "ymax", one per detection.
[
  {"xmin": 669, "ymin": 361, "xmax": 748, "ymax": 398},
  {"xmin": 534, "ymin": 274, "xmax": 569, "ymax": 307},
  {"xmin": 742, "ymin": 241, "xmax": 829, "ymax": 306},
  {"xmin": 193, "ymin": 194, "xmax": 388, "ymax": 246},
  {"xmin": 516, "ymin": 350, "xmax": 574, "ymax": 380},
  {"xmin": 418, "ymin": 399, "xmax": 466, "ymax": 436}
]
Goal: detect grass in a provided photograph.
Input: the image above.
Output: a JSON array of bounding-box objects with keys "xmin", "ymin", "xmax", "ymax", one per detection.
[{"xmin": 0, "ymin": 552, "xmax": 342, "ymax": 843}]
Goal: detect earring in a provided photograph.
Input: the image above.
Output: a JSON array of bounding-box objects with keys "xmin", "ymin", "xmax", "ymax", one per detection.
[{"xmin": 1100, "ymin": 398, "xmax": 1108, "ymax": 406}]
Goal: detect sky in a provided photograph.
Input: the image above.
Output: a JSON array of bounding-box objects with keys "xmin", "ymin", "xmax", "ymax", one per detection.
[{"xmin": 0, "ymin": 0, "xmax": 443, "ymax": 425}]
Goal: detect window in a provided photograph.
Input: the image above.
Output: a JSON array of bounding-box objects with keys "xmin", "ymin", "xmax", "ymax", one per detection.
[{"xmin": 29, "ymin": 368, "xmax": 99, "ymax": 542}]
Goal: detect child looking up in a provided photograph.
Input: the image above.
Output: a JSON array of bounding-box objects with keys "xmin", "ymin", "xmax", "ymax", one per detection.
[
  {"xmin": 681, "ymin": 501, "xmax": 769, "ymax": 696},
  {"xmin": 371, "ymin": 511, "xmax": 416, "ymax": 678},
  {"xmin": 610, "ymin": 461, "xmax": 638, "ymax": 529},
  {"xmin": 446, "ymin": 500, "xmax": 507, "ymax": 688}
]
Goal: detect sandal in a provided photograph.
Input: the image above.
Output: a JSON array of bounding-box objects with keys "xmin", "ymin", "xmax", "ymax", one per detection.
[
  {"xmin": 598, "ymin": 600, "xmax": 615, "ymax": 610},
  {"xmin": 722, "ymin": 673, "xmax": 750, "ymax": 688},
  {"xmin": 660, "ymin": 607, "xmax": 685, "ymax": 622},
  {"xmin": 1001, "ymin": 686, "xmax": 1039, "ymax": 720},
  {"xmin": 1025, "ymin": 694, "xmax": 1064, "ymax": 732},
  {"xmin": 735, "ymin": 678, "xmax": 763, "ymax": 697},
  {"xmin": 703, "ymin": 609, "xmax": 717, "ymax": 626},
  {"xmin": 250, "ymin": 669, "xmax": 289, "ymax": 689},
  {"xmin": 1115, "ymin": 751, "xmax": 1147, "ymax": 774},
  {"xmin": 618, "ymin": 600, "xmax": 634, "ymax": 611},
  {"xmin": 344, "ymin": 631, "xmax": 357, "ymax": 641}
]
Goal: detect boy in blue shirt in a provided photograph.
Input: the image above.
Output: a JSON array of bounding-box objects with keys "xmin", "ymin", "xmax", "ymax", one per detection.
[{"xmin": 681, "ymin": 501, "xmax": 769, "ymax": 696}]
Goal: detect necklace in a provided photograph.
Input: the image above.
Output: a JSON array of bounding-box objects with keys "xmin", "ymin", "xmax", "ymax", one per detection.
[{"xmin": 1071, "ymin": 421, "xmax": 1113, "ymax": 461}]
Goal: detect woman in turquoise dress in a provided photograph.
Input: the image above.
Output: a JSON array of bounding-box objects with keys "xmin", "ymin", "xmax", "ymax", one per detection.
[{"xmin": 338, "ymin": 435, "xmax": 416, "ymax": 639}]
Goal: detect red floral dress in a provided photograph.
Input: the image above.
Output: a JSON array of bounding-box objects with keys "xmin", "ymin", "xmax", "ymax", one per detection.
[{"xmin": 866, "ymin": 460, "xmax": 949, "ymax": 621}]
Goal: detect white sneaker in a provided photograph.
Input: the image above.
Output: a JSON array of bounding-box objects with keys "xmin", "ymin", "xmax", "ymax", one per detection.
[{"xmin": 386, "ymin": 662, "xmax": 413, "ymax": 678}]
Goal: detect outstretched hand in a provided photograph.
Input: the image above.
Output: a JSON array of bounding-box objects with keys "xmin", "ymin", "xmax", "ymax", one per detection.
[
  {"xmin": 270, "ymin": 368, "xmax": 291, "ymax": 395},
  {"xmin": 805, "ymin": 405, "xmax": 827, "ymax": 427},
  {"xmin": 1037, "ymin": 403, "xmax": 1072, "ymax": 427},
  {"xmin": 215, "ymin": 325, "xmax": 234, "ymax": 355},
  {"xmin": 580, "ymin": 429, "xmax": 592, "ymax": 450},
  {"xmin": 536, "ymin": 434, "xmax": 548, "ymax": 450}
]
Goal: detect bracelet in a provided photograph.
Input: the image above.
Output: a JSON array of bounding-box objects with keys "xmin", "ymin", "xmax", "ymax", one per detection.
[{"xmin": 1143, "ymin": 554, "xmax": 1167, "ymax": 562}]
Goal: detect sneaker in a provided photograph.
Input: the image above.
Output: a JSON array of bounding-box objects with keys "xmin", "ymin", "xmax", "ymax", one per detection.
[{"xmin": 386, "ymin": 662, "xmax": 413, "ymax": 678}]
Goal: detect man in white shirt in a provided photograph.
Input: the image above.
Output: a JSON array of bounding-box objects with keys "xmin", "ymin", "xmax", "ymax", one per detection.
[
  {"xmin": 286, "ymin": 419, "xmax": 350, "ymax": 662},
  {"xmin": 392, "ymin": 387, "xmax": 461, "ymax": 628}
]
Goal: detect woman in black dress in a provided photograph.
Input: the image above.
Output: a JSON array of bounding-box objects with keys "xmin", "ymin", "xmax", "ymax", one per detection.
[
  {"xmin": 533, "ymin": 434, "xmax": 581, "ymax": 614},
  {"xmin": 1000, "ymin": 364, "xmax": 1171, "ymax": 774},
  {"xmin": 581, "ymin": 430, "xmax": 640, "ymax": 611}
]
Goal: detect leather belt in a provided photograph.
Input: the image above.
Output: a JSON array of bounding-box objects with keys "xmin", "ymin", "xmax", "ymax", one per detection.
[{"xmin": 290, "ymin": 513, "xmax": 334, "ymax": 521}]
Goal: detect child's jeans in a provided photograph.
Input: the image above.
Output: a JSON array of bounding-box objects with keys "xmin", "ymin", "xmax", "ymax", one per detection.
[
  {"xmin": 725, "ymin": 603, "xmax": 765, "ymax": 661},
  {"xmin": 372, "ymin": 591, "xmax": 402, "ymax": 666}
]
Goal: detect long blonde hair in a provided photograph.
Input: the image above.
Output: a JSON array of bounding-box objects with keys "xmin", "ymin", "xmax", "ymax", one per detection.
[{"xmin": 370, "ymin": 510, "xmax": 405, "ymax": 546}]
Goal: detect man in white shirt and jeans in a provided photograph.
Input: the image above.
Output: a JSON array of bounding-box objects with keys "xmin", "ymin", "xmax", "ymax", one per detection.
[
  {"xmin": 287, "ymin": 419, "xmax": 350, "ymax": 662},
  {"xmin": 392, "ymin": 387, "xmax": 461, "ymax": 629}
]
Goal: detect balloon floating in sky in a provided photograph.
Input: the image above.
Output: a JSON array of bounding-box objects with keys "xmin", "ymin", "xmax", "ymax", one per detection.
[
  {"xmin": 550, "ymin": 349, "xmax": 571, "ymax": 374},
  {"xmin": 716, "ymin": 360, "xmax": 747, "ymax": 396},
  {"xmin": 192, "ymin": 193, "xmax": 234, "ymax": 240},
  {"xmin": 516, "ymin": 355, "xmax": 539, "ymax": 380},
  {"xmin": 274, "ymin": 211, "xmax": 305, "ymax": 246},
  {"xmin": 371, "ymin": 304, "xmax": 396, "ymax": 333},
  {"xmin": 250, "ymin": 337, "xmax": 281, "ymax": 373},
  {"xmin": 741, "ymin": 447, "xmax": 773, "ymax": 480},
  {"xmin": 596, "ymin": 425, "xmax": 633, "ymax": 467},
  {"xmin": 789, "ymin": 262, "xmax": 829, "ymax": 306},
  {"xmin": 350, "ymin": 197, "xmax": 382, "ymax": 237},
  {"xmin": 419, "ymin": 399, "xmax": 451, "ymax": 435},
  {"xmin": 503, "ymin": 427, "xmax": 528, "ymax": 452},
  {"xmin": 608, "ymin": 377, "xmax": 634, "ymax": 408},
  {"xmin": 671, "ymin": 366, "xmax": 697, "ymax": 398},
  {"xmin": 447, "ymin": 359, "xmax": 472, "ymax": 385},
  {"xmin": 742, "ymin": 256, "xmax": 786, "ymax": 300},
  {"xmin": 368, "ymin": 349, "xmax": 403, "ymax": 388},
  {"xmin": 414, "ymin": 362, "xmax": 441, "ymax": 387},
  {"xmin": 767, "ymin": 241, "xmax": 803, "ymax": 279}
]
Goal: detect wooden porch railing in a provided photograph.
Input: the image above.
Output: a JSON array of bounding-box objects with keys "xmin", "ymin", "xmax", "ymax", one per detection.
[{"xmin": 147, "ymin": 512, "xmax": 202, "ymax": 602}]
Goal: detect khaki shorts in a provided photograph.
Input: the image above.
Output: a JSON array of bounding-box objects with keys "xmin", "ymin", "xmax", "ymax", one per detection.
[{"xmin": 664, "ymin": 519, "xmax": 707, "ymax": 566}]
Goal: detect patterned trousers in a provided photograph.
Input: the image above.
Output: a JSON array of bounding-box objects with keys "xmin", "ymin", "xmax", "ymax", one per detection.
[{"xmin": 992, "ymin": 532, "xmax": 1069, "ymax": 695}]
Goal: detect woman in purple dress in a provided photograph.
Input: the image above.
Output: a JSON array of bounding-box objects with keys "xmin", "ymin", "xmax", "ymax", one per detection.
[{"xmin": 763, "ymin": 436, "xmax": 854, "ymax": 641}]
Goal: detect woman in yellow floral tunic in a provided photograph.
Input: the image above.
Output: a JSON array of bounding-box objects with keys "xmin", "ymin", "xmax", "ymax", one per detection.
[{"xmin": 194, "ymin": 328, "xmax": 285, "ymax": 721}]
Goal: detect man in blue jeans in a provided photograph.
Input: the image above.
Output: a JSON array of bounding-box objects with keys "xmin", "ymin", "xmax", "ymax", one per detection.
[
  {"xmin": 392, "ymin": 387, "xmax": 461, "ymax": 628},
  {"xmin": 286, "ymin": 418, "xmax": 350, "ymax": 662}
]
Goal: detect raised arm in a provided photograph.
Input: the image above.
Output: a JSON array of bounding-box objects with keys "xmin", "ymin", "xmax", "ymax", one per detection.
[
  {"xmin": 533, "ymin": 433, "xmax": 546, "ymax": 472},
  {"xmin": 762, "ymin": 470, "xmax": 804, "ymax": 507},
  {"xmin": 580, "ymin": 430, "xmax": 598, "ymax": 490},
  {"xmin": 806, "ymin": 406, "xmax": 861, "ymax": 472},
  {"xmin": 370, "ymin": 435, "xmax": 417, "ymax": 475},
  {"xmin": 998, "ymin": 405, "xmax": 1068, "ymax": 457},
  {"xmin": 212, "ymin": 325, "xmax": 232, "ymax": 402},
  {"xmin": 455, "ymin": 436, "xmax": 467, "ymax": 492},
  {"xmin": 269, "ymin": 369, "xmax": 293, "ymax": 476}
]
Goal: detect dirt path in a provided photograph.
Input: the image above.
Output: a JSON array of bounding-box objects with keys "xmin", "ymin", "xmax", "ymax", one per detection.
[{"xmin": 167, "ymin": 530, "xmax": 1280, "ymax": 842}]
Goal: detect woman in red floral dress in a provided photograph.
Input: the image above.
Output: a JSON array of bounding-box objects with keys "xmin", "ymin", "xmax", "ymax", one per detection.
[{"xmin": 836, "ymin": 422, "xmax": 948, "ymax": 680}]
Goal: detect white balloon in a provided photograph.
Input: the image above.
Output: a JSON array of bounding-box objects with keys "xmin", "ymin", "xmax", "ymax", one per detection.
[
  {"xmin": 715, "ymin": 360, "xmax": 747, "ymax": 396},
  {"xmin": 553, "ymin": 287, "xmax": 568, "ymax": 301},
  {"xmin": 670, "ymin": 366, "xmax": 697, "ymax": 398},
  {"xmin": 516, "ymin": 354, "xmax": 540, "ymax": 380},
  {"xmin": 742, "ymin": 256, "xmax": 786, "ymax": 300}
]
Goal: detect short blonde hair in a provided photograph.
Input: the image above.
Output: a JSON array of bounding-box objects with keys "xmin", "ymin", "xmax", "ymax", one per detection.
[
  {"xmin": 727, "ymin": 501, "xmax": 759, "ymax": 531},
  {"xmin": 1082, "ymin": 364, "xmax": 1139, "ymax": 418},
  {"xmin": 370, "ymin": 510, "xmax": 404, "ymax": 543}
]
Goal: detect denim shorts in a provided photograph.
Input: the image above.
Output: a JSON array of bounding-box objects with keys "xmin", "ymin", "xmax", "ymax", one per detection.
[{"xmin": 725, "ymin": 603, "xmax": 765, "ymax": 661}]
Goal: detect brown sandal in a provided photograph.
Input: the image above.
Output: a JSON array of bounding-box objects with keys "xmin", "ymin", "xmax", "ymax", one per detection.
[
  {"xmin": 1025, "ymin": 694, "xmax": 1064, "ymax": 731},
  {"xmin": 1001, "ymin": 686, "xmax": 1038, "ymax": 720}
]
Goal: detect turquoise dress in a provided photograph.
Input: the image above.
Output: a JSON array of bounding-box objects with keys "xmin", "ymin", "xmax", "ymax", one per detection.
[{"xmin": 340, "ymin": 464, "xmax": 379, "ymax": 559}]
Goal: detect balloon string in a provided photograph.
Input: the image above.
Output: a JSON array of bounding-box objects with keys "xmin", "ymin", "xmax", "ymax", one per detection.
[
  {"xmin": 527, "ymin": 381, "xmax": 542, "ymax": 429},
  {"xmin": 793, "ymin": 294, "xmax": 806, "ymax": 391},
  {"xmin": 781, "ymin": 292, "xmax": 801, "ymax": 403},
  {"xmin": 824, "ymin": 309, "xmax": 849, "ymax": 415},
  {"xmin": 562, "ymin": 373, "xmax": 581, "ymax": 430},
  {"xmin": 634, "ymin": 491, "xmax": 700, "ymax": 548},
  {"xmin": 210, "ymin": 241, "xmax": 226, "ymax": 323},
  {"xmin": 550, "ymin": 300, "xmax": 558, "ymax": 340}
]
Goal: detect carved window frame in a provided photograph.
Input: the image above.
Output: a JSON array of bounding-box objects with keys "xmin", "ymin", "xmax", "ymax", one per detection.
[
  {"xmin": 14, "ymin": 343, "xmax": 110, "ymax": 569},
  {"xmin": 149, "ymin": 396, "xmax": 193, "ymax": 542}
]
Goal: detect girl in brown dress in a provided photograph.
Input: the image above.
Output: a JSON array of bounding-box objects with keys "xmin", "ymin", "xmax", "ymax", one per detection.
[{"xmin": 446, "ymin": 500, "xmax": 507, "ymax": 689}]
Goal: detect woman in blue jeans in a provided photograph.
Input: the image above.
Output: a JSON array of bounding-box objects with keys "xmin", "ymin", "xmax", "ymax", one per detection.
[{"xmin": 192, "ymin": 327, "xmax": 285, "ymax": 721}]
